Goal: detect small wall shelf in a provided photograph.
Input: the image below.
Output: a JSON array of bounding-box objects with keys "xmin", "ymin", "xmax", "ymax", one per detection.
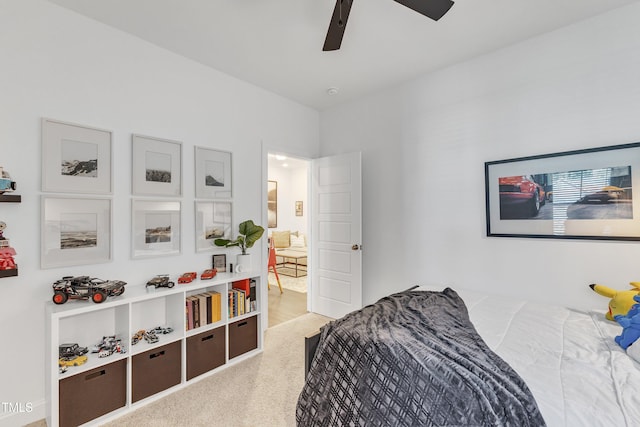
[
  {"xmin": 0, "ymin": 194, "xmax": 21, "ymax": 203},
  {"xmin": 0, "ymin": 268, "xmax": 17, "ymax": 278}
]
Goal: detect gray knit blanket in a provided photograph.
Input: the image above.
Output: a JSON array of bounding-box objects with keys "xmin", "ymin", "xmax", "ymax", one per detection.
[{"xmin": 296, "ymin": 288, "xmax": 546, "ymax": 426}]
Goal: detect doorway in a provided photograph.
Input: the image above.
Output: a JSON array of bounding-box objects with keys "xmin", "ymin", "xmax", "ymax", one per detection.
[{"xmin": 267, "ymin": 153, "xmax": 310, "ymax": 327}]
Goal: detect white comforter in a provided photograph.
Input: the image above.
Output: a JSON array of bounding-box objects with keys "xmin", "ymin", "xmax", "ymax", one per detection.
[{"xmin": 416, "ymin": 286, "xmax": 640, "ymax": 427}]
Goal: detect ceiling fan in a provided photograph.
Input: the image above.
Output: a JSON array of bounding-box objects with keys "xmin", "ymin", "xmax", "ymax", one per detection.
[{"xmin": 323, "ymin": 0, "xmax": 455, "ymax": 51}]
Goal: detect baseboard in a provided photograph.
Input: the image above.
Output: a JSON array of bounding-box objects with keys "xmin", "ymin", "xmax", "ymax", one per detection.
[{"xmin": 0, "ymin": 399, "xmax": 45, "ymax": 427}]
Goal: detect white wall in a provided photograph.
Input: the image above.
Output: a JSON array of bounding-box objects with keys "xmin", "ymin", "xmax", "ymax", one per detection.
[
  {"xmin": 320, "ymin": 3, "xmax": 640, "ymax": 310},
  {"xmin": 268, "ymin": 164, "xmax": 309, "ymax": 236},
  {"xmin": 0, "ymin": 0, "xmax": 319, "ymax": 425}
]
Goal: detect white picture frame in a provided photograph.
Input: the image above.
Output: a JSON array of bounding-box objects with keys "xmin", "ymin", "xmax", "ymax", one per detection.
[
  {"xmin": 132, "ymin": 134, "xmax": 182, "ymax": 196},
  {"xmin": 195, "ymin": 201, "xmax": 232, "ymax": 252},
  {"xmin": 41, "ymin": 196, "xmax": 112, "ymax": 268},
  {"xmin": 195, "ymin": 147, "xmax": 232, "ymax": 199},
  {"xmin": 132, "ymin": 199, "xmax": 182, "ymax": 259},
  {"xmin": 41, "ymin": 118, "xmax": 113, "ymax": 194}
]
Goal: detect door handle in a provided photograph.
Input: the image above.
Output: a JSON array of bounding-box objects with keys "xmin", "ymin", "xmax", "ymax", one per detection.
[{"xmin": 352, "ymin": 244, "xmax": 361, "ymax": 251}]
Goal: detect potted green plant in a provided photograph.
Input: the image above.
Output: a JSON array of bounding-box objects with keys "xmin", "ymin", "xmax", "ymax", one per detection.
[{"xmin": 214, "ymin": 220, "xmax": 265, "ymax": 272}]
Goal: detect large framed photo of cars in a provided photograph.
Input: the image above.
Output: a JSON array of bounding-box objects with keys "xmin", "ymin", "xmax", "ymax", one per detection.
[{"xmin": 485, "ymin": 142, "xmax": 640, "ymax": 241}]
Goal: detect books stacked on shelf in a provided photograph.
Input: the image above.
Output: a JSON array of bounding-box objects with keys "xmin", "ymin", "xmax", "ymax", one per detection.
[
  {"xmin": 186, "ymin": 291, "xmax": 221, "ymax": 331},
  {"xmin": 229, "ymin": 279, "xmax": 257, "ymax": 318}
]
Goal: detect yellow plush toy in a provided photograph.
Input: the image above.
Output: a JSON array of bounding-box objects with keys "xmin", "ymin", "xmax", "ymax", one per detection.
[{"xmin": 590, "ymin": 282, "xmax": 640, "ymax": 321}]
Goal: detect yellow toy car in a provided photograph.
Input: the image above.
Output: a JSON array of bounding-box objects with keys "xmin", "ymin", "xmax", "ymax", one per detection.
[{"xmin": 58, "ymin": 355, "xmax": 88, "ymax": 367}]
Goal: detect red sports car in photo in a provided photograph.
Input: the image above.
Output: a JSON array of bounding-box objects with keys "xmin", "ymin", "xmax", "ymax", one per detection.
[{"xmin": 499, "ymin": 175, "xmax": 546, "ymax": 217}]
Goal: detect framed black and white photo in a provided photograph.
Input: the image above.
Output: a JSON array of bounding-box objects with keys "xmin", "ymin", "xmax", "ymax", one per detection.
[
  {"xmin": 195, "ymin": 201, "xmax": 232, "ymax": 252},
  {"xmin": 194, "ymin": 147, "xmax": 232, "ymax": 199},
  {"xmin": 132, "ymin": 134, "xmax": 182, "ymax": 196},
  {"xmin": 212, "ymin": 253, "xmax": 227, "ymax": 273},
  {"xmin": 485, "ymin": 142, "xmax": 640, "ymax": 240},
  {"xmin": 41, "ymin": 196, "xmax": 112, "ymax": 268},
  {"xmin": 41, "ymin": 118, "xmax": 112, "ymax": 194},
  {"xmin": 132, "ymin": 200, "xmax": 181, "ymax": 258}
]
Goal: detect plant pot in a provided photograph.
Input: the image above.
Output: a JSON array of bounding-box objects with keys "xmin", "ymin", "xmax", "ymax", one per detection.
[{"xmin": 236, "ymin": 254, "xmax": 252, "ymax": 273}]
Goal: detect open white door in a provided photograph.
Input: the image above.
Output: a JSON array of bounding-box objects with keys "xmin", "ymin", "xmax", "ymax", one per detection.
[{"xmin": 311, "ymin": 152, "xmax": 362, "ymax": 319}]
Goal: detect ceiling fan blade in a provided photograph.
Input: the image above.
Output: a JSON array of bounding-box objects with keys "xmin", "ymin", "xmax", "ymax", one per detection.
[
  {"xmin": 393, "ymin": 0, "xmax": 454, "ymax": 21},
  {"xmin": 323, "ymin": 0, "xmax": 354, "ymax": 51}
]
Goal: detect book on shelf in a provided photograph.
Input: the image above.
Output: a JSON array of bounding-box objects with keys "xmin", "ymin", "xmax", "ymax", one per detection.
[
  {"xmin": 228, "ymin": 288, "xmax": 250, "ymax": 318},
  {"xmin": 186, "ymin": 291, "xmax": 221, "ymax": 330}
]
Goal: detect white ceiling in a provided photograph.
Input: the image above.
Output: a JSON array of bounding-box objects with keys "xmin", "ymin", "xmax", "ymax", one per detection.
[{"xmin": 48, "ymin": 0, "xmax": 638, "ymax": 110}]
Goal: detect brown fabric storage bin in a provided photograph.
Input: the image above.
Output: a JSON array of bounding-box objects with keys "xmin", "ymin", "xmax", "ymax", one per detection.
[
  {"xmin": 59, "ymin": 359, "xmax": 126, "ymax": 427},
  {"xmin": 132, "ymin": 340, "xmax": 181, "ymax": 403},
  {"xmin": 186, "ymin": 326, "xmax": 226, "ymax": 380},
  {"xmin": 228, "ymin": 316, "xmax": 258, "ymax": 359}
]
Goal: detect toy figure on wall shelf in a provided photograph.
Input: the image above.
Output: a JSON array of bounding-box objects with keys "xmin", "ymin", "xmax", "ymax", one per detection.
[
  {"xmin": 0, "ymin": 221, "xmax": 17, "ymax": 276},
  {"xmin": 51, "ymin": 275, "xmax": 126, "ymax": 304},
  {"xmin": 0, "ymin": 167, "xmax": 16, "ymax": 194}
]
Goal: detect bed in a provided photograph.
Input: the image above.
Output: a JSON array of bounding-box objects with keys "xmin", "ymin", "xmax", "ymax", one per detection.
[{"xmin": 297, "ymin": 286, "xmax": 640, "ymax": 426}]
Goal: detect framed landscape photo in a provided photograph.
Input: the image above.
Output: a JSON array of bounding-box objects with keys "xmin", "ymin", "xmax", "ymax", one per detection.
[
  {"xmin": 132, "ymin": 134, "xmax": 182, "ymax": 196},
  {"xmin": 41, "ymin": 118, "xmax": 113, "ymax": 194},
  {"xmin": 194, "ymin": 147, "xmax": 232, "ymax": 199},
  {"xmin": 41, "ymin": 196, "xmax": 112, "ymax": 268},
  {"xmin": 485, "ymin": 142, "xmax": 640, "ymax": 241},
  {"xmin": 132, "ymin": 200, "xmax": 182, "ymax": 258},
  {"xmin": 212, "ymin": 253, "xmax": 227, "ymax": 273},
  {"xmin": 195, "ymin": 201, "xmax": 232, "ymax": 252}
]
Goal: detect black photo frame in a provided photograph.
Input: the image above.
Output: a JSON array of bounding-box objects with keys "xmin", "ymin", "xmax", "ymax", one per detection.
[{"xmin": 485, "ymin": 142, "xmax": 640, "ymax": 241}]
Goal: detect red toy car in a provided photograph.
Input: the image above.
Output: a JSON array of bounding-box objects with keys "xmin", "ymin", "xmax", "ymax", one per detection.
[
  {"xmin": 200, "ymin": 268, "xmax": 217, "ymax": 280},
  {"xmin": 178, "ymin": 272, "xmax": 197, "ymax": 284}
]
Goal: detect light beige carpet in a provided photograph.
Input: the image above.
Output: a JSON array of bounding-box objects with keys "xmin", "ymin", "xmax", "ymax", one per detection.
[{"xmin": 95, "ymin": 312, "xmax": 331, "ymax": 427}]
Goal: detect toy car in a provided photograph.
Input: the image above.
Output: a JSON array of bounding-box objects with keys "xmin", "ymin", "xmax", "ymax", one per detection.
[
  {"xmin": 151, "ymin": 326, "xmax": 174, "ymax": 335},
  {"xmin": 131, "ymin": 330, "xmax": 145, "ymax": 345},
  {"xmin": 178, "ymin": 272, "xmax": 197, "ymax": 284},
  {"xmin": 52, "ymin": 276, "xmax": 126, "ymax": 305},
  {"xmin": 143, "ymin": 330, "xmax": 159, "ymax": 344},
  {"xmin": 200, "ymin": 268, "xmax": 217, "ymax": 280},
  {"xmin": 59, "ymin": 343, "xmax": 88, "ymax": 359},
  {"xmin": 146, "ymin": 274, "xmax": 175, "ymax": 288},
  {"xmin": 0, "ymin": 167, "xmax": 16, "ymax": 194},
  {"xmin": 59, "ymin": 355, "xmax": 88, "ymax": 367},
  {"xmin": 90, "ymin": 335, "xmax": 126, "ymax": 358}
]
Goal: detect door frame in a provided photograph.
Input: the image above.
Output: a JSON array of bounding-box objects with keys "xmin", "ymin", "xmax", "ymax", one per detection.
[{"xmin": 261, "ymin": 143, "xmax": 313, "ymax": 329}]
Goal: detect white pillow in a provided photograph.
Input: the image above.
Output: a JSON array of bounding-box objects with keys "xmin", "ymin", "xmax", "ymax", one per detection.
[{"xmin": 290, "ymin": 234, "xmax": 305, "ymax": 248}]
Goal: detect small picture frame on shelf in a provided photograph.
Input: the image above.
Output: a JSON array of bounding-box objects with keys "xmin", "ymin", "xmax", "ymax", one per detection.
[
  {"xmin": 195, "ymin": 201, "xmax": 232, "ymax": 252},
  {"xmin": 131, "ymin": 199, "xmax": 181, "ymax": 259},
  {"xmin": 41, "ymin": 118, "xmax": 113, "ymax": 194},
  {"xmin": 194, "ymin": 146, "xmax": 232, "ymax": 199},
  {"xmin": 132, "ymin": 134, "xmax": 182, "ymax": 196},
  {"xmin": 41, "ymin": 196, "xmax": 112, "ymax": 268},
  {"xmin": 212, "ymin": 253, "xmax": 227, "ymax": 273}
]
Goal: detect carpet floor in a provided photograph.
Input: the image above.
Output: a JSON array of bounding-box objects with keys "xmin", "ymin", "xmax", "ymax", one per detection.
[{"xmin": 95, "ymin": 312, "xmax": 332, "ymax": 427}]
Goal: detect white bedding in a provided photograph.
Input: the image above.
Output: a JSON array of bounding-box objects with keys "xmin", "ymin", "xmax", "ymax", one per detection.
[{"xmin": 416, "ymin": 286, "xmax": 640, "ymax": 426}]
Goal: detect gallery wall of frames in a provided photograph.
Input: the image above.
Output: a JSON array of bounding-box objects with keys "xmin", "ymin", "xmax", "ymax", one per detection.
[{"xmin": 40, "ymin": 118, "xmax": 234, "ymax": 269}]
